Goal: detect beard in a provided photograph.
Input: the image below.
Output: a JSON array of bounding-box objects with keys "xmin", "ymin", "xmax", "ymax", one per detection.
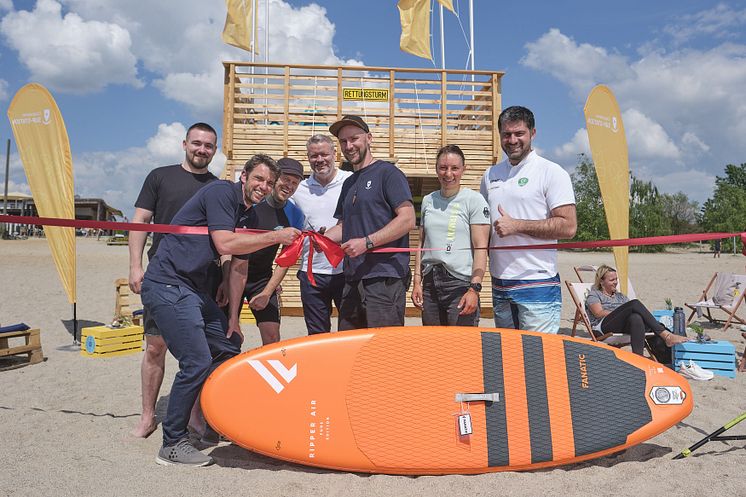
[
  {"xmin": 344, "ymin": 144, "xmax": 368, "ymax": 166},
  {"xmin": 187, "ymin": 153, "xmax": 211, "ymax": 170}
]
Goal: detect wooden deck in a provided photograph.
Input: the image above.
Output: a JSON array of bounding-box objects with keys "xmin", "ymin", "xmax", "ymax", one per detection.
[{"xmin": 222, "ymin": 62, "xmax": 504, "ymax": 317}]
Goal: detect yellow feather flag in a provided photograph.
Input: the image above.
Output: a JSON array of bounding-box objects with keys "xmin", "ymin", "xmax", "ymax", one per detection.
[
  {"xmin": 437, "ymin": 0, "xmax": 455, "ymax": 12},
  {"xmin": 398, "ymin": 0, "xmax": 433, "ymax": 60},
  {"xmin": 584, "ymin": 85, "xmax": 630, "ymax": 294},
  {"xmin": 222, "ymin": 0, "xmax": 259, "ymax": 54},
  {"xmin": 7, "ymin": 83, "xmax": 76, "ymax": 305}
]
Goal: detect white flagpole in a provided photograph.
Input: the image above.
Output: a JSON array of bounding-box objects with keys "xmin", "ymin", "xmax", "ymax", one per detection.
[
  {"xmin": 469, "ymin": 0, "xmax": 475, "ymax": 80},
  {"xmin": 439, "ymin": 1, "xmax": 446, "ymax": 69},
  {"xmin": 251, "ymin": 0, "xmax": 257, "ymax": 64}
]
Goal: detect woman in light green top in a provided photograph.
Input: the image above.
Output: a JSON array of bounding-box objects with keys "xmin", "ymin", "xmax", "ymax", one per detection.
[{"xmin": 411, "ymin": 145, "xmax": 491, "ymax": 326}]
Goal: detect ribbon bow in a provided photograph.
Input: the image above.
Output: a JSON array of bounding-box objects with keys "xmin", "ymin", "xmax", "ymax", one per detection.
[{"xmin": 275, "ymin": 231, "xmax": 345, "ymax": 286}]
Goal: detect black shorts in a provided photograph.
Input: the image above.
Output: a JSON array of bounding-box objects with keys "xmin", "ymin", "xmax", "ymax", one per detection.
[
  {"xmin": 142, "ymin": 306, "xmax": 161, "ymax": 336},
  {"xmin": 243, "ymin": 276, "xmax": 281, "ymax": 324}
]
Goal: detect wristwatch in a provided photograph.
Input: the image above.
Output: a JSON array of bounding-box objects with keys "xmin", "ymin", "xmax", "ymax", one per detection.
[
  {"xmin": 365, "ymin": 235, "xmax": 375, "ymax": 250},
  {"xmin": 468, "ymin": 282, "xmax": 482, "ymax": 292}
]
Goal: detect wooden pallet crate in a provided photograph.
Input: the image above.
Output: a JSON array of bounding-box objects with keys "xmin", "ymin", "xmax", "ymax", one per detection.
[
  {"xmin": 0, "ymin": 328, "xmax": 44, "ymax": 367},
  {"xmin": 80, "ymin": 325, "xmax": 144, "ymax": 358}
]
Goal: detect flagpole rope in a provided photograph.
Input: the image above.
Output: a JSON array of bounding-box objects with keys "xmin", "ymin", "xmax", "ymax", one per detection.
[
  {"xmin": 311, "ymin": 76, "xmax": 318, "ymax": 136},
  {"xmin": 413, "ymin": 80, "xmax": 430, "ymax": 173},
  {"xmin": 360, "ymin": 76, "xmax": 368, "ymax": 121}
]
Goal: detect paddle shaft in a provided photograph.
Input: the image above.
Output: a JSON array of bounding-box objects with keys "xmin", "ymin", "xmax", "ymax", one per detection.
[{"xmin": 674, "ymin": 412, "xmax": 746, "ymax": 459}]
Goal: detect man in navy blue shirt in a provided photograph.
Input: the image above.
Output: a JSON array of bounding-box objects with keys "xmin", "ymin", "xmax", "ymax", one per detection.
[
  {"xmin": 141, "ymin": 154, "xmax": 300, "ymax": 467},
  {"xmin": 230, "ymin": 157, "xmax": 305, "ymax": 345},
  {"xmin": 324, "ymin": 115, "xmax": 415, "ymax": 330},
  {"xmin": 128, "ymin": 122, "xmax": 219, "ymax": 439}
]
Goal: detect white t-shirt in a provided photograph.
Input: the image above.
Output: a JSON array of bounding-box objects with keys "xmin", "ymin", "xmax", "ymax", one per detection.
[
  {"xmin": 479, "ymin": 151, "xmax": 575, "ymax": 280},
  {"xmin": 420, "ymin": 188, "xmax": 490, "ymax": 281},
  {"xmin": 291, "ymin": 168, "xmax": 353, "ymax": 275}
]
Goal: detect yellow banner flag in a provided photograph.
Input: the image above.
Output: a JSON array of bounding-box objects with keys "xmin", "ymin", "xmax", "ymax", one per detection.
[
  {"xmin": 437, "ymin": 0, "xmax": 455, "ymax": 12},
  {"xmin": 7, "ymin": 83, "xmax": 76, "ymax": 304},
  {"xmin": 584, "ymin": 85, "xmax": 630, "ymax": 294},
  {"xmin": 222, "ymin": 0, "xmax": 259, "ymax": 54},
  {"xmin": 398, "ymin": 0, "xmax": 432, "ymax": 60}
]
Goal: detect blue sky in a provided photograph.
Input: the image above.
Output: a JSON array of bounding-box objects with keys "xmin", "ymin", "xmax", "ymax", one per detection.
[{"xmin": 1, "ymin": 0, "xmax": 745, "ymax": 218}]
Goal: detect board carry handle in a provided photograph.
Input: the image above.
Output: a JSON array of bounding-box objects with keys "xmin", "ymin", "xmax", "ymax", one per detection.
[{"xmin": 455, "ymin": 393, "xmax": 500, "ymax": 403}]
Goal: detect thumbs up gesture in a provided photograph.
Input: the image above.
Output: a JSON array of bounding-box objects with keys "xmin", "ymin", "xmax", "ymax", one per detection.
[{"xmin": 493, "ymin": 204, "xmax": 519, "ymax": 237}]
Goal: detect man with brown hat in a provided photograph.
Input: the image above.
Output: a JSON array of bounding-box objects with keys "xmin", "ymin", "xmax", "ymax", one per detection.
[
  {"xmin": 324, "ymin": 115, "xmax": 415, "ymax": 330},
  {"xmin": 229, "ymin": 157, "xmax": 306, "ymax": 344}
]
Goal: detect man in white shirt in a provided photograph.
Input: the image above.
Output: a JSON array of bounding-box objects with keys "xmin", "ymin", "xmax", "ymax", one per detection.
[
  {"xmin": 480, "ymin": 106, "xmax": 577, "ymax": 333},
  {"xmin": 291, "ymin": 134, "xmax": 352, "ymax": 333}
]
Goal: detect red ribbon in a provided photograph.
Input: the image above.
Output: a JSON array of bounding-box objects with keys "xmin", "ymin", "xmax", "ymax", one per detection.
[
  {"xmin": 275, "ymin": 231, "xmax": 344, "ymax": 286},
  {"xmin": 0, "ymin": 214, "xmax": 264, "ymax": 235},
  {"xmin": 3, "ymin": 214, "xmax": 744, "ymax": 259}
]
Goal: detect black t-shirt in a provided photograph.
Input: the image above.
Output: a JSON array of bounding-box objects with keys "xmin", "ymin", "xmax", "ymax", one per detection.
[
  {"xmin": 145, "ymin": 181, "xmax": 245, "ymax": 294},
  {"xmin": 236, "ymin": 199, "xmax": 305, "ymax": 280},
  {"xmin": 134, "ymin": 164, "xmax": 217, "ymax": 259},
  {"xmin": 333, "ymin": 160, "xmax": 412, "ymax": 281}
]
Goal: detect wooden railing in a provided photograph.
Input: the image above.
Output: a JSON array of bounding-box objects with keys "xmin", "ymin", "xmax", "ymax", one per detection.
[
  {"xmin": 222, "ymin": 62, "xmax": 504, "ymax": 316},
  {"xmin": 222, "ymin": 62, "xmax": 503, "ymax": 183}
]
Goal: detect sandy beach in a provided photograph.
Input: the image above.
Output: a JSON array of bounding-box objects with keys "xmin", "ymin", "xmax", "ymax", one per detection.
[{"xmin": 1, "ymin": 237, "xmax": 745, "ymax": 497}]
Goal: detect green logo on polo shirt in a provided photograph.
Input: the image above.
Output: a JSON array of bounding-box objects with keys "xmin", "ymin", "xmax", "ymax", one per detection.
[{"xmin": 518, "ymin": 177, "xmax": 529, "ymax": 186}]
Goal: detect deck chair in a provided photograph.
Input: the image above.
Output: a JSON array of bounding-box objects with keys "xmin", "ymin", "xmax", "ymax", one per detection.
[
  {"xmin": 565, "ymin": 281, "xmax": 657, "ymax": 360},
  {"xmin": 573, "ymin": 265, "xmax": 636, "ymax": 299},
  {"xmin": 685, "ymin": 272, "xmax": 746, "ymax": 332},
  {"xmin": 571, "ymin": 265, "xmax": 637, "ymax": 333}
]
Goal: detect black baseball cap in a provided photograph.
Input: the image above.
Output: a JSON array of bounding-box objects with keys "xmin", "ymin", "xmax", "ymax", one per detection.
[
  {"xmin": 277, "ymin": 157, "xmax": 304, "ymax": 179},
  {"xmin": 329, "ymin": 115, "xmax": 370, "ymax": 137}
]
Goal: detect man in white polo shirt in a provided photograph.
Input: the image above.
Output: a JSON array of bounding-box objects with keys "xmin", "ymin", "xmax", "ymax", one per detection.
[
  {"xmin": 291, "ymin": 134, "xmax": 352, "ymax": 334},
  {"xmin": 480, "ymin": 106, "xmax": 577, "ymax": 333}
]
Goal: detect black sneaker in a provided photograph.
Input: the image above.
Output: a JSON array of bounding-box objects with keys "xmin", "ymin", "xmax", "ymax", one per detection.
[{"xmin": 156, "ymin": 439, "xmax": 214, "ymax": 467}]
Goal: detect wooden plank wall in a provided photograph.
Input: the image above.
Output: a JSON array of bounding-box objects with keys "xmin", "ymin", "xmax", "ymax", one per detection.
[{"xmin": 222, "ymin": 62, "xmax": 504, "ymax": 318}]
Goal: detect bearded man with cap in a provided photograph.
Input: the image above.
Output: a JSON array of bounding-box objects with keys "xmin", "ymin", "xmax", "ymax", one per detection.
[
  {"xmin": 230, "ymin": 157, "xmax": 306, "ymax": 344},
  {"xmin": 324, "ymin": 115, "xmax": 415, "ymax": 330}
]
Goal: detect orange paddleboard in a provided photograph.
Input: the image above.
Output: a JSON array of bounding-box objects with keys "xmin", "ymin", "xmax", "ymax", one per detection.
[{"xmin": 201, "ymin": 327, "xmax": 692, "ymax": 474}]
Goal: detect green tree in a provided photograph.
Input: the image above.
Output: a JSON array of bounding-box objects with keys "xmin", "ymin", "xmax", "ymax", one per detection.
[
  {"xmin": 571, "ymin": 154, "xmax": 609, "ymax": 242},
  {"xmin": 660, "ymin": 192, "xmax": 700, "ymax": 234},
  {"xmin": 701, "ymin": 163, "xmax": 746, "ymax": 252},
  {"xmin": 629, "ymin": 176, "xmax": 669, "ymax": 252},
  {"xmin": 571, "ymin": 155, "xmax": 700, "ymax": 252}
]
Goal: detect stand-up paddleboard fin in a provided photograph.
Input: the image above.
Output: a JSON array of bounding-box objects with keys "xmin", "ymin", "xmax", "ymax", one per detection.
[{"xmin": 455, "ymin": 393, "xmax": 500, "ymax": 403}]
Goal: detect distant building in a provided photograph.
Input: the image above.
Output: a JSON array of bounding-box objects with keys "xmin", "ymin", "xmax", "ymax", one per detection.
[{"xmin": 1, "ymin": 192, "xmax": 123, "ymax": 237}]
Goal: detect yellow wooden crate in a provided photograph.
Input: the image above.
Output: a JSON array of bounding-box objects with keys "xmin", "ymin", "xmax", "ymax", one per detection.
[
  {"xmin": 80, "ymin": 325, "xmax": 143, "ymax": 358},
  {"xmin": 240, "ymin": 298, "xmax": 257, "ymax": 324}
]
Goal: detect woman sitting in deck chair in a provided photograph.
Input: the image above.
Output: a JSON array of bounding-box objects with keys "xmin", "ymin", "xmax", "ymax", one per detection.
[{"xmin": 585, "ymin": 265, "xmax": 689, "ymax": 358}]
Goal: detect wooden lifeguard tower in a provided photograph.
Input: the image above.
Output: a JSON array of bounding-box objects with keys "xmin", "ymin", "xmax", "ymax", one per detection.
[{"xmin": 221, "ymin": 62, "xmax": 504, "ymax": 315}]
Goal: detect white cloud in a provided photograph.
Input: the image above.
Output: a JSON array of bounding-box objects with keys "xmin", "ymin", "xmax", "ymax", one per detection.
[
  {"xmin": 8, "ymin": 122, "xmax": 225, "ymax": 217},
  {"xmin": 552, "ymin": 128, "xmax": 590, "ymax": 161},
  {"xmin": 522, "ymin": 28, "xmax": 746, "ymax": 201},
  {"xmin": 57, "ymin": 0, "xmax": 363, "ymax": 114},
  {"xmin": 521, "ymin": 29, "xmax": 634, "ymax": 98},
  {"xmin": 0, "ymin": 78, "xmax": 8, "ymax": 101},
  {"xmin": 0, "ymin": 0, "xmax": 12, "ymax": 12},
  {"xmin": 639, "ymin": 169, "xmax": 716, "ymax": 205},
  {"xmin": 153, "ymin": 67, "xmax": 226, "ymax": 117},
  {"xmin": 663, "ymin": 3, "xmax": 746, "ymax": 44},
  {"xmin": 0, "ymin": 0, "xmax": 141, "ymax": 93},
  {"xmin": 621, "ymin": 108, "xmax": 680, "ymax": 160},
  {"xmin": 681, "ymin": 132, "xmax": 710, "ymax": 154},
  {"xmin": 145, "ymin": 122, "xmax": 187, "ymax": 161}
]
